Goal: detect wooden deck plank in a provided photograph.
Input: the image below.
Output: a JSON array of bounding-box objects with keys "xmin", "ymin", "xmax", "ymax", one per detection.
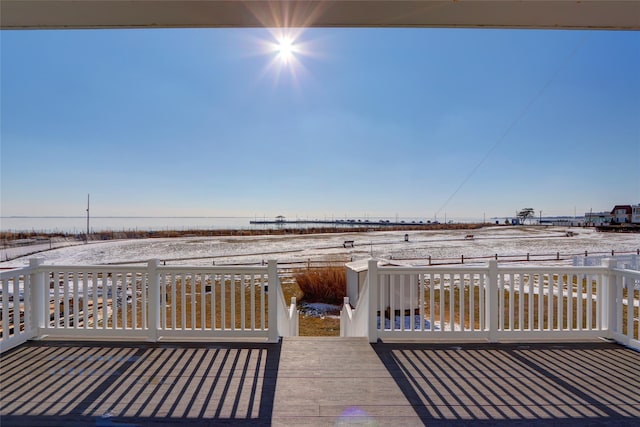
[{"xmin": 272, "ymin": 337, "xmax": 422, "ymax": 425}]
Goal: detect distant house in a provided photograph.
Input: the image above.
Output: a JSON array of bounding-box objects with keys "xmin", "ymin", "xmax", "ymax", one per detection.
[
  {"xmin": 275, "ymin": 215, "xmax": 286, "ymax": 223},
  {"xmin": 632, "ymin": 204, "xmax": 640, "ymax": 224},
  {"xmin": 611, "ymin": 205, "xmax": 632, "ymax": 224},
  {"xmin": 585, "ymin": 211, "xmax": 612, "ymax": 226}
]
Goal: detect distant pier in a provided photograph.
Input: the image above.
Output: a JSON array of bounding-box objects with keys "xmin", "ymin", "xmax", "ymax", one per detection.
[{"xmin": 250, "ymin": 219, "xmax": 430, "ymax": 227}]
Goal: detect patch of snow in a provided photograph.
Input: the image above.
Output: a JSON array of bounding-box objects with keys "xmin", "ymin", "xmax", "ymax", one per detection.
[
  {"xmin": 299, "ymin": 302, "xmax": 341, "ymax": 317},
  {"xmin": 377, "ymin": 315, "xmax": 437, "ymax": 330}
]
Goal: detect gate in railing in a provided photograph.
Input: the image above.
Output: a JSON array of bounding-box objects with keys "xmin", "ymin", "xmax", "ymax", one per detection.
[
  {"xmin": 342, "ymin": 259, "xmax": 640, "ymax": 351},
  {"xmin": 0, "ymin": 259, "xmax": 298, "ymax": 353}
]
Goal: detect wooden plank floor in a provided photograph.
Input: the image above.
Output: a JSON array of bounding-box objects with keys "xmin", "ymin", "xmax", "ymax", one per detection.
[
  {"xmin": 273, "ymin": 337, "xmax": 424, "ymax": 426},
  {"xmin": 1, "ymin": 338, "xmax": 639, "ymax": 426}
]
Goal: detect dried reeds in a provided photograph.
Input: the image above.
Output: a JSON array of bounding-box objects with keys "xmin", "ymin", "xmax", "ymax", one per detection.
[{"xmin": 294, "ymin": 266, "xmax": 346, "ymax": 305}]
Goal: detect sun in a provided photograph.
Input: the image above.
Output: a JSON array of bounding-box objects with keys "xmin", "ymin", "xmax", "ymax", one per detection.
[
  {"xmin": 276, "ymin": 36, "xmax": 295, "ymax": 63},
  {"xmin": 249, "ymin": 28, "xmax": 319, "ymax": 86}
]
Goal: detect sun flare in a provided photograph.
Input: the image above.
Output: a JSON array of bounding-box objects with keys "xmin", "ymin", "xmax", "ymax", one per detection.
[
  {"xmin": 276, "ymin": 36, "xmax": 295, "ymax": 63},
  {"xmin": 251, "ymin": 28, "xmax": 320, "ymax": 87}
]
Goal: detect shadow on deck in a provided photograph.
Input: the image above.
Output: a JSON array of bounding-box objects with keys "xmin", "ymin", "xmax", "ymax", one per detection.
[
  {"xmin": 373, "ymin": 341, "xmax": 640, "ymax": 426},
  {"xmin": 1, "ymin": 341, "xmax": 280, "ymax": 426}
]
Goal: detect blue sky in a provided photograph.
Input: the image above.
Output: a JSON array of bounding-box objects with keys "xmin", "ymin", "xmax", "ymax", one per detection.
[{"xmin": 1, "ymin": 28, "xmax": 638, "ymax": 220}]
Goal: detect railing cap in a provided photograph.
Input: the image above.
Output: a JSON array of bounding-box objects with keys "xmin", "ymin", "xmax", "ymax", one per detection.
[{"xmin": 29, "ymin": 257, "xmax": 45, "ymax": 267}]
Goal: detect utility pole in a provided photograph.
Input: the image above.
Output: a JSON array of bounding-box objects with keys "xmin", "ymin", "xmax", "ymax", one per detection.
[
  {"xmin": 539, "ymin": 210, "xmax": 542, "ymax": 225},
  {"xmin": 86, "ymin": 194, "xmax": 90, "ymax": 243}
]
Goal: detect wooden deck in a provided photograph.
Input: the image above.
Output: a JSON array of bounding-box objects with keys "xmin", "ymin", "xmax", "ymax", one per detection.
[{"xmin": 1, "ymin": 338, "xmax": 639, "ymax": 426}]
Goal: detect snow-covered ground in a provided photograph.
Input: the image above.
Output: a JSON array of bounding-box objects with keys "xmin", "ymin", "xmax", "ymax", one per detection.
[
  {"xmin": 1, "ymin": 226, "xmax": 638, "ymax": 268},
  {"xmin": 0, "ymin": 238, "xmax": 83, "ymax": 262}
]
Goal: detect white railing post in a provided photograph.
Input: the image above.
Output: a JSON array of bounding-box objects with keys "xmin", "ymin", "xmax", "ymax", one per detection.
[
  {"xmin": 340, "ymin": 297, "xmax": 350, "ymax": 337},
  {"xmin": 147, "ymin": 259, "xmax": 160, "ymax": 342},
  {"xmin": 487, "ymin": 260, "xmax": 499, "ymax": 343},
  {"xmin": 602, "ymin": 258, "xmax": 618, "ymax": 339},
  {"xmin": 29, "ymin": 258, "xmax": 46, "ymax": 340},
  {"xmin": 267, "ymin": 260, "xmax": 279, "ymax": 343},
  {"xmin": 367, "ymin": 258, "xmax": 379, "ymax": 343},
  {"xmin": 290, "ymin": 296, "xmax": 299, "ymax": 336},
  {"xmin": 276, "ymin": 282, "xmax": 299, "ymax": 337}
]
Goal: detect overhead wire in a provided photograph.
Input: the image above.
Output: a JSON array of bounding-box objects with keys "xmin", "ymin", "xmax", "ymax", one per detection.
[{"xmin": 434, "ymin": 33, "xmax": 591, "ymax": 218}]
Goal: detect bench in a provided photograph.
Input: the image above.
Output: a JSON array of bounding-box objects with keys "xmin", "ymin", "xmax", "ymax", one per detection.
[{"xmin": 343, "ymin": 240, "xmax": 355, "ymax": 248}]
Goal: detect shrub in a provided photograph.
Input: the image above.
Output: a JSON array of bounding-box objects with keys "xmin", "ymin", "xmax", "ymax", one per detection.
[{"xmin": 294, "ymin": 266, "xmax": 346, "ymax": 305}]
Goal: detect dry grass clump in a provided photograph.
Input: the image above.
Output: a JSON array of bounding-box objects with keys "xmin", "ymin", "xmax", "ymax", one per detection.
[
  {"xmin": 294, "ymin": 266, "xmax": 346, "ymax": 305},
  {"xmin": 276, "ymin": 275, "xmax": 341, "ymax": 336}
]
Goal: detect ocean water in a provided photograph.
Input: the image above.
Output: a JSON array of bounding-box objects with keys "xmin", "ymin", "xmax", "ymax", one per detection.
[
  {"xmin": 0, "ymin": 217, "xmax": 253, "ymax": 233},
  {"xmin": 0, "ymin": 216, "xmax": 485, "ymax": 234}
]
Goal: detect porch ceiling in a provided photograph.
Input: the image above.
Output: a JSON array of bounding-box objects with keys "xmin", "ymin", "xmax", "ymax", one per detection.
[{"xmin": 1, "ymin": 0, "xmax": 639, "ymax": 31}]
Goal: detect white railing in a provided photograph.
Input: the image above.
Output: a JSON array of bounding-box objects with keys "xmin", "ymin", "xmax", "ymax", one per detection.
[
  {"xmin": 278, "ymin": 294, "xmax": 299, "ymax": 337},
  {"xmin": 609, "ymin": 267, "xmax": 640, "ymax": 349},
  {"xmin": 0, "ymin": 259, "xmax": 35, "ymax": 352},
  {"xmin": 340, "ymin": 271, "xmax": 372, "ymax": 338},
  {"xmin": 0, "ymin": 259, "xmax": 297, "ymax": 353},
  {"xmin": 342, "ymin": 258, "xmax": 640, "ymax": 350},
  {"xmin": 4, "ymin": 257, "xmax": 637, "ymax": 353}
]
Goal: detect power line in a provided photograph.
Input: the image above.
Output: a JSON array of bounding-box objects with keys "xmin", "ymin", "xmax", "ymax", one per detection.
[{"xmin": 435, "ymin": 34, "xmax": 590, "ymax": 217}]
